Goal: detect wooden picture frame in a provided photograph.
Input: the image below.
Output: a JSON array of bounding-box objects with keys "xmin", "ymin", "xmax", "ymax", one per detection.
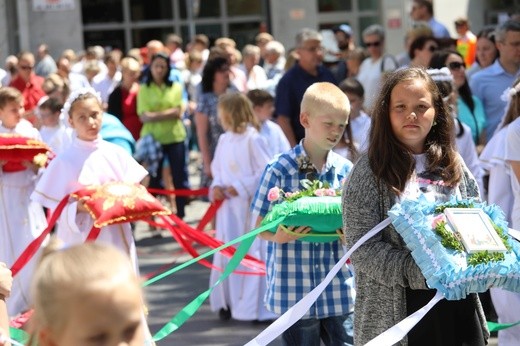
[{"xmin": 444, "ymin": 208, "xmax": 508, "ymax": 253}]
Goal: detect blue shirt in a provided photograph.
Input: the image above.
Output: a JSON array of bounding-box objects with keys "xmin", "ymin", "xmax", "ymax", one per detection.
[
  {"xmin": 457, "ymin": 95, "xmax": 486, "ymax": 144},
  {"xmin": 470, "ymin": 59, "xmax": 520, "ymax": 140},
  {"xmin": 250, "ymin": 142, "xmax": 354, "ymax": 318},
  {"xmin": 275, "ymin": 63, "xmax": 336, "ymax": 143},
  {"xmin": 428, "ymin": 18, "xmax": 451, "ymax": 38}
]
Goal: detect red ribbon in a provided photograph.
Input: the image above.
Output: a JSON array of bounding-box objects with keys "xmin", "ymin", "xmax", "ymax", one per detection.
[
  {"xmin": 146, "ymin": 187, "xmax": 209, "ymax": 197},
  {"xmin": 10, "ymin": 195, "xmax": 69, "ymax": 277}
]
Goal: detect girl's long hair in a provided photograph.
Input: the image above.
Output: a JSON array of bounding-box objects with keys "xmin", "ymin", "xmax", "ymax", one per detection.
[{"xmin": 368, "ymin": 67, "xmax": 461, "ymax": 195}]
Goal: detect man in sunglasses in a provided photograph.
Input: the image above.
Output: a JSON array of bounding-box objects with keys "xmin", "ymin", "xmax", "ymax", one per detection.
[
  {"xmin": 357, "ymin": 24, "xmax": 398, "ymax": 113},
  {"xmin": 8, "ymin": 51, "xmax": 46, "ymax": 124}
]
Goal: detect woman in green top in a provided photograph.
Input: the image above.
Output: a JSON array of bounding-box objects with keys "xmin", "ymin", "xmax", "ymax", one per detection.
[{"xmin": 137, "ymin": 52, "xmax": 189, "ymax": 218}]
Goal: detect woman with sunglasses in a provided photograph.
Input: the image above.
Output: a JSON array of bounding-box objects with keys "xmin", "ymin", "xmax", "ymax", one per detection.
[{"xmin": 430, "ymin": 49, "xmax": 486, "ymax": 149}]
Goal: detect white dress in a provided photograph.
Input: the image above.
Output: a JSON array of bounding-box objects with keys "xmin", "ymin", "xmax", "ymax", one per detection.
[
  {"xmin": 455, "ymin": 121, "xmax": 484, "ymax": 196},
  {"xmin": 481, "ymin": 120, "xmax": 520, "ymax": 346},
  {"xmin": 208, "ymin": 126, "xmax": 276, "ymax": 321},
  {"xmin": 31, "ymin": 134, "xmax": 148, "ymax": 273},
  {"xmin": 0, "ymin": 119, "xmax": 48, "ymax": 316},
  {"xmin": 479, "ymin": 127, "xmax": 513, "ymax": 224},
  {"xmin": 350, "ymin": 110, "xmax": 371, "ymax": 153},
  {"xmin": 259, "ymin": 120, "xmax": 291, "ymax": 160},
  {"xmin": 39, "ymin": 125, "xmax": 73, "ymax": 156}
]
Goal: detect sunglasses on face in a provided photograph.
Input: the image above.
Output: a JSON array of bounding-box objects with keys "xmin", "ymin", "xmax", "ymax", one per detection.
[
  {"xmin": 364, "ymin": 41, "xmax": 381, "ymax": 48},
  {"xmin": 448, "ymin": 61, "xmax": 465, "ymax": 70}
]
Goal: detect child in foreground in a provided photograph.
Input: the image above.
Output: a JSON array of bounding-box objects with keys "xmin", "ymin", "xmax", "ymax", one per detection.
[
  {"xmin": 28, "ymin": 241, "xmax": 150, "ymax": 346},
  {"xmin": 251, "ymin": 82, "xmax": 355, "ymax": 345}
]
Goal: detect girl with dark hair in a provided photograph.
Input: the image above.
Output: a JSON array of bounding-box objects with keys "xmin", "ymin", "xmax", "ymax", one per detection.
[
  {"xmin": 195, "ymin": 56, "xmax": 237, "ymax": 187},
  {"xmin": 137, "ymin": 52, "xmax": 189, "ymax": 219},
  {"xmin": 343, "ymin": 67, "xmax": 488, "ymax": 345},
  {"xmin": 430, "ymin": 49, "xmax": 486, "ymax": 147}
]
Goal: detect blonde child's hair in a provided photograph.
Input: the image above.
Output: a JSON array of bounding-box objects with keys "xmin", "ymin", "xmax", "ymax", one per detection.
[
  {"xmin": 300, "ymin": 82, "xmax": 351, "ymax": 122},
  {"xmin": 29, "ymin": 240, "xmax": 141, "ymax": 343},
  {"xmin": 218, "ymin": 92, "xmax": 260, "ymax": 132},
  {"xmin": 0, "ymin": 87, "xmax": 22, "ymax": 109}
]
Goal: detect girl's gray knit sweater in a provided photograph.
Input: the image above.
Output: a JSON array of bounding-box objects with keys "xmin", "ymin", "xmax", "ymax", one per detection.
[{"xmin": 342, "ymin": 154, "xmax": 489, "ymax": 345}]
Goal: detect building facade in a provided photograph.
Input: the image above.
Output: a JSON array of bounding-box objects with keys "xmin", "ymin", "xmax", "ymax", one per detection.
[{"xmin": 0, "ymin": 0, "xmax": 513, "ymax": 62}]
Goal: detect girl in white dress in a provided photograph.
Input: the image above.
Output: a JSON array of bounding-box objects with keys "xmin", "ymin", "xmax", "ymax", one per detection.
[
  {"xmin": 0, "ymin": 87, "xmax": 47, "ymax": 317},
  {"xmin": 483, "ymin": 77, "xmax": 520, "ymax": 346},
  {"xmin": 208, "ymin": 92, "xmax": 275, "ymax": 321},
  {"xmin": 31, "ymin": 87, "xmax": 148, "ymax": 274}
]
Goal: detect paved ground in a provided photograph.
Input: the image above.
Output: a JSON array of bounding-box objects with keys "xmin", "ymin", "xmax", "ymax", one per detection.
[{"xmin": 134, "ymin": 200, "xmax": 282, "ymax": 346}]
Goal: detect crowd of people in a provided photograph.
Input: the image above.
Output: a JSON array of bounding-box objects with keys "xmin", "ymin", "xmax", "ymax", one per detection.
[{"xmin": 1, "ymin": 0, "xmax": 520, "ymax": 344}]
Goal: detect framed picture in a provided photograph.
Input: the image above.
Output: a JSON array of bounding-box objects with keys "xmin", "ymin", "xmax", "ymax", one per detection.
[{"xmin": 444, "ymin": 208, "xmax": 508, "ymax": 253}]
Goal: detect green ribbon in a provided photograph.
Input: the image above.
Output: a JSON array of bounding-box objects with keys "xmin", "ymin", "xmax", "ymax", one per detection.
[
  {"xmin": 148, "ymin": 218, "xmax": 283, "ymax": 341},
  {"xmin": 488, "ymin": 320, "xmax": 520, "ymax": 332},
  {"xmin": 9, "ymin": 326, "xmax": 29, "ymax": 344}
]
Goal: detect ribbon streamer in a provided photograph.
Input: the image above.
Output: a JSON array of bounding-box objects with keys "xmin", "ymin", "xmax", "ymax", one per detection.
[
  {"xmin": 147, "ymin": 218, "xmax": 283, "ymax": 341},
  {"xmin": 245, "ymin": 217, "xmax": 392, "ymax": 346},
  {"xmin": 10, "ymin": 195, "xmax": 69, "ymax": 276},
  {"xmin": 488, "ymin": 320, "xmax": 520, "ymax": 332},
  {"xmin": 364, "ymin": 291, "xmax": 444, "ymax": 345}
]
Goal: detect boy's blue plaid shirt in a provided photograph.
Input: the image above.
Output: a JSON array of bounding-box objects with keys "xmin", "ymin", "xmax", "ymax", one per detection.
[{"xmin": 251, "ymin": 143, "xmax": 355, "ymax": 318}]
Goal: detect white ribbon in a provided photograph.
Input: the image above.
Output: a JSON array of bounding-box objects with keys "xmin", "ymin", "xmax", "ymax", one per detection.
[
  {"xmin": 245, "ymin": 217, "xmax": 392, "ymax": 346},
  {"xmin": 364, "ymin": 291, "xmax": 444, "ymax": 345}
]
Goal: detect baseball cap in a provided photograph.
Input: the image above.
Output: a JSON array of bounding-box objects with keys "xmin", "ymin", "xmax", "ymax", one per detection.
[{"xmin": 333, "ymin": 24, "xmax": 353, "ymax": 37}]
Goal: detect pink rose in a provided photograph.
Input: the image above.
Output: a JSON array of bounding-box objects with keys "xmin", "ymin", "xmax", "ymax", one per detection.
[
  {"xmin": 267, "ymin": 187, "xmax": 281, "ymax": 201},
  {"xmin": 431, "ymin": 214, "xmax": 446, "ymax": 229},
  {"xmin": 325, "ymin": 188, "xmax": 337, "ymax": 196},
  {"xmin": 314, "ymin": 188, "xmax": 326, "ymax": 197}
]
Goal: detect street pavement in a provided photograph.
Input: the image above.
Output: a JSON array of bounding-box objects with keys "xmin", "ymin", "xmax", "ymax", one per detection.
[{"xmin": 134, "ymin": 199, "xmax": 283, "ymax": 346}]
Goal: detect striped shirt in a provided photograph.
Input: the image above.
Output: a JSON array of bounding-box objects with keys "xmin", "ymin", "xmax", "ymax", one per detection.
[{"xmin": 251, "ymin": 142, "xmax": 355, "ymax": 318}]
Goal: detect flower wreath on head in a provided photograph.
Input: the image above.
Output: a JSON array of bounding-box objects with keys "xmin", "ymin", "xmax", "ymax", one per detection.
[
  {"xmin": 60, "ymin": 87, "xmax": 102, "ymax": 119},
  {"xmin": 261, "ymin": 178, "xmax": 345, "ymax": 243},
  {"xmin": 500, "ymin": 80, "xmax": 520, "ymax": 103},
  {"xmin": 426, "ymin": 67, "xmax": 454, "ymax": 82}
]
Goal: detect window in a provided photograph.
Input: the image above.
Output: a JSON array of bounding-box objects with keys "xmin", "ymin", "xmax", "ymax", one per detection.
[
  {"xmin": 82, "ymin": 0, "xmax": 123, "ymax": 24},
  {"xmin": 227, "ymin": 0, "xmax": 262, "ymax": 16},
  {"xmin": 318, "ymin": 0, "xmax": 352, "ymax": 12},
  {"xmin": 229, "ymin": 22, "xmax": 262, "ymax": 48},
  {"xmin": 84, "ymin": 30, "xmax": 125, "ymax": 51},
  {"xmin": 130, "ymin": 0, "xmax": 173, "ymax": 21},
  {"xmin": 357, "ymin": 0, "xmax": 378, "ymax": 11},
  {"xmin": 180, "ymin": 0, "xmax": 221, "ymax": 18}
]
